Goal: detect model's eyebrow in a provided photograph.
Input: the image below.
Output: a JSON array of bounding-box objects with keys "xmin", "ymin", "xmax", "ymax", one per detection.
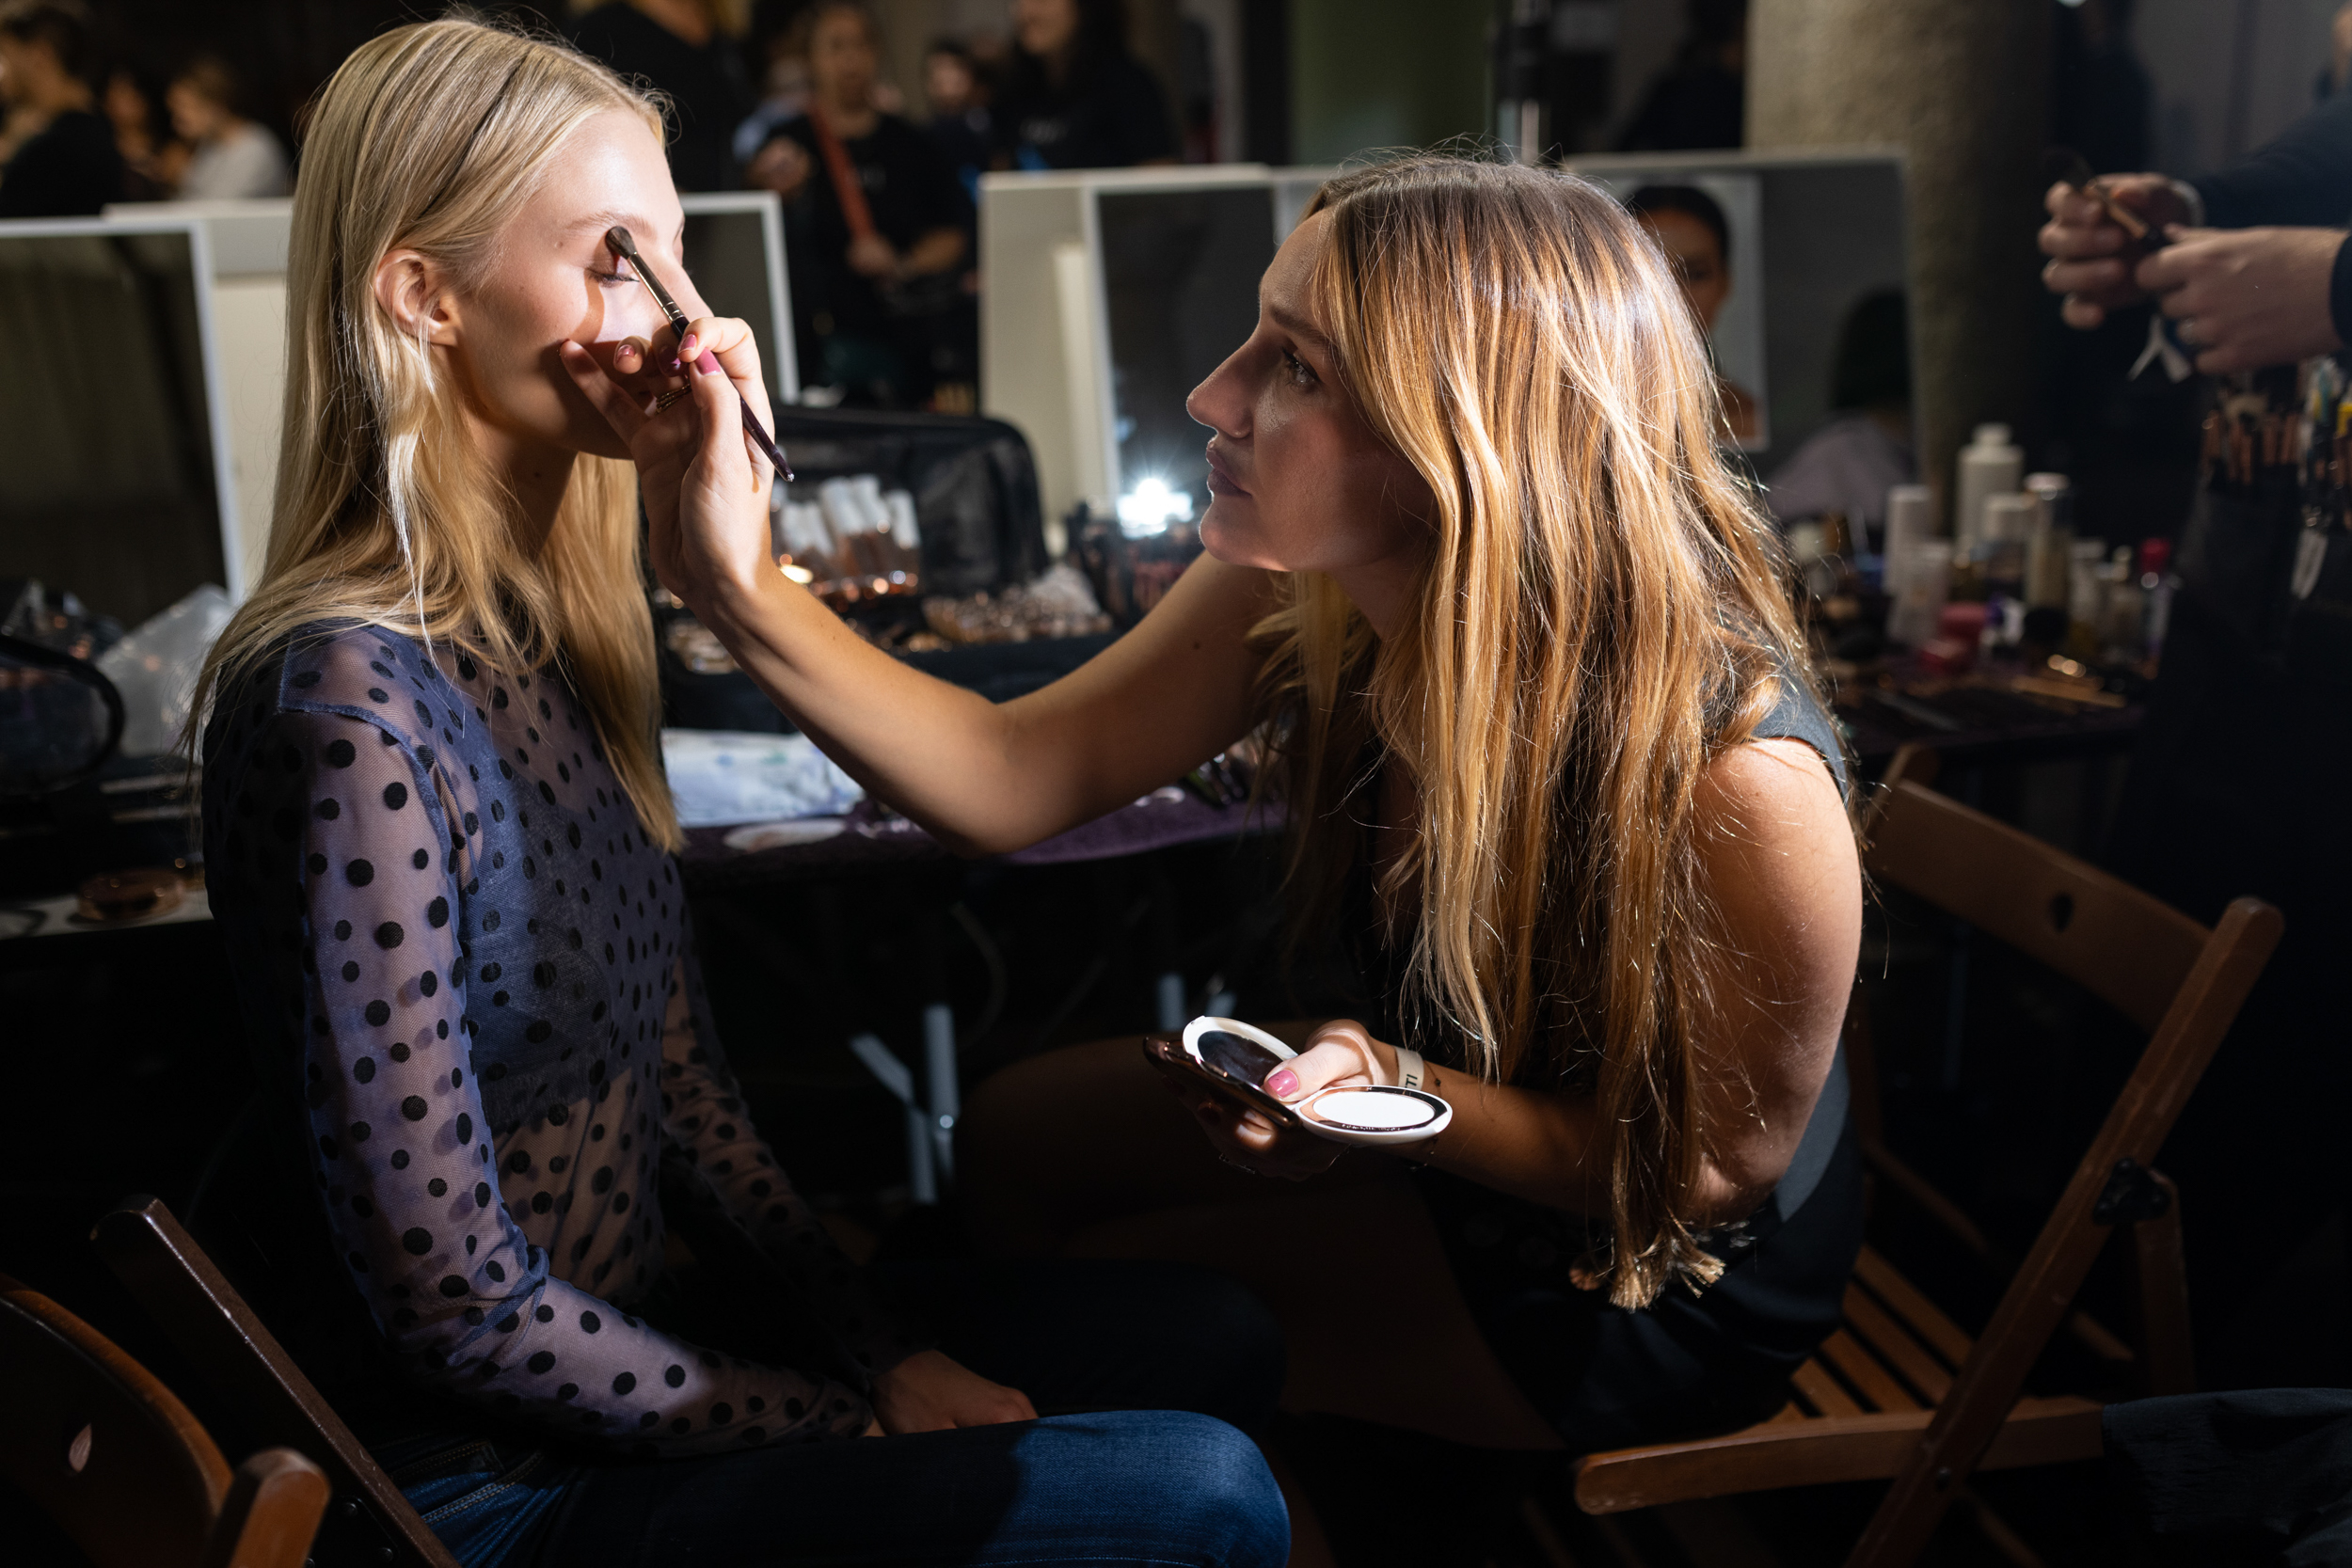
[
  {"xmin": 1266, "ymin": 301, "xmax": 1332, "ymax": 351},
  {"xmin": 562, "ymin": 210, "xmax": 684, "ymax": 249}
]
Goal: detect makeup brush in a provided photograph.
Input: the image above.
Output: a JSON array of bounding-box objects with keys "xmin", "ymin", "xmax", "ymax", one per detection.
[
  {"xmin": 2043, "ymin": 148, "xmax": 2165, "ymax": 248},
  {"xmin": 605, "ymin": 225, "xmax": 793, "ymax": 482}
]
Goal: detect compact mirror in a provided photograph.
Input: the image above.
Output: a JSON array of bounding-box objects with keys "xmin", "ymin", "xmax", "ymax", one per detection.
[{"xmin": 1179, "ymin": 1016, "xmax": 1453, "ymax": 1148}]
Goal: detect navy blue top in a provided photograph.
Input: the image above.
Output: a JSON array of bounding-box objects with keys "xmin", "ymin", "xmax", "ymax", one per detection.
[{"xmin": 201, "ymin": 624, "xmax": 920, "ymax": 1455}]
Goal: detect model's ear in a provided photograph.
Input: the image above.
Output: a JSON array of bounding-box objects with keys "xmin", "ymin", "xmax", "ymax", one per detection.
[{"xmin": 373, "ymin": 248, "xmax": 461, "ymax": 347}]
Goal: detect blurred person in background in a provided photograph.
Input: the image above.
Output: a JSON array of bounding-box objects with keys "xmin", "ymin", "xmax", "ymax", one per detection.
[
  {"xmin": 0, "ymin": 0, "xmax": 119, "ymax": 216},
  {"xmin": 167, "ymin": 55, "xmax": 288, "ymax": 200},
  {"xmin": 572, "ymin": 0, "xmax": 752, "ymax": 191},
  {"xmin": 748, "ymin": 1, "xmax": 973, "ymax": 406},
  {"xmin": 1764, "ymin": 291, "xmax": 1915, "ymax": 545},
  {"xmin": 0, "ymin": 0, "xmax": 118, "ymax": 217},
  {"xmin": 1627, "ymin": 183, "xmax": 1758, "ymax": 444},
  {"xmin": 102, "ymin": 63, "xmax": 183, "ymax": 200},
  {"xmin": 994, "ymin": 0, "xmax": 1174, "ymax": 170},
  {"xmin": 923, "ymin": 37, "xmax": 992, "ymax": 204},
  {"xmin": 1616, "ymin": 0, "xmax": 1746, "ymax": 153}
]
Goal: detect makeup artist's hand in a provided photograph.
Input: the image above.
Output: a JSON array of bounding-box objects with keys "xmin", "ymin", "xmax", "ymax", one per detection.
[
  {"xmin": 869, "ymin": 1349, "xmax": 1036, "ymax": 1433},
  {"xmin": 2040, "ymin": 174, "xmax": 2192, "ymax": 327},
  {"xmin": 561, "ymin": 310, "xmax": 777, "ymax": 607},
  {"xmin": 2137, "ymin": 224, "xmax": 2349, "ymax": 373},
  {"xmin": 1178, "ymin": 1019, "xmax": 1397, "ymax": 1180}
]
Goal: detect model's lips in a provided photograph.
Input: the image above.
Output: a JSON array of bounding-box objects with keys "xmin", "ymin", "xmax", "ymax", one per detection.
[{"xmin": 1204, "ymin": 443, "xmax": 1250, "ymax": 497}]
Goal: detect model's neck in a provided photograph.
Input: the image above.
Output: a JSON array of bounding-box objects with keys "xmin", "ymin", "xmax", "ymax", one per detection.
[{"xmin": 470, "ymin": 416, "xmax": 578, "ymax": 562}]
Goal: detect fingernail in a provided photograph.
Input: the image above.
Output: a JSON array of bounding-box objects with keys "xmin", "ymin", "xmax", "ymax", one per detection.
[
  {"xmin": 694, "ymin": 350, "xmax": 723, "ymax": 377},
  {"xmin": 664, "ymin": 356, "xmax": 682, "ymax": 373},
  {"xmin": 679, "ymin": 333, "xmax": 699, "ymax": 357},
  {"xmin": 1264, "ymin": 1069, "xmax": 1298, "ymax": 1099}
]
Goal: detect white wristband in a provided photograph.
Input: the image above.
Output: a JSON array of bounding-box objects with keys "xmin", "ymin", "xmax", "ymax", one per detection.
[{"xmin": 1391, "ymin": 1046, "xmax": 1425, "ymax": 1090}]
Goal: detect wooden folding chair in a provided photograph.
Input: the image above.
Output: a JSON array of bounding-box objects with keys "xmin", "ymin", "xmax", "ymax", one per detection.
[
  {"xmin": 90, "ymin": 1196, "xmax": 460, "ymax": 1568},
  {"xmin": 1567, "ymin": 747, "xmax": 2283, "ymax": 1566},
  {"xmin": 0, "ymin": 1272, "xmax": 327, "ymax": 1568}
]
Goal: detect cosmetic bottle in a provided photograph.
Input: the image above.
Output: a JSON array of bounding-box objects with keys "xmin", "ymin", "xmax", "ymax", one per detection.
[
  {"xmin": 1954, "ymin": 423, "xmax": 2023, "ymax": 551},
  {"xmin": 1882, "ymin": 483, "xmax": 1932, "ymax": 594},
  {"xmin": 1979, "ymin": 493, "xmax": 2032, "ymax": 598},
  {"xmin": 1887, "ymin": 539, "xmax": 1953, "ymax": 648}
]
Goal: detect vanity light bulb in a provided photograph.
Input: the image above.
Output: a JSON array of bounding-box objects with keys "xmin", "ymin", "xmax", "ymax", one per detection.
[{"xmin": 1117, "ymin": 477, "xmax": 1195, "ymax": 538}]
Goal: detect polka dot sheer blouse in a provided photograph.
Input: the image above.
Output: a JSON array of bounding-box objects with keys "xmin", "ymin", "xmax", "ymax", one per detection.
[{"xmin": 201, "ymin": 625, "xmax": 923, "ymax": 1454}]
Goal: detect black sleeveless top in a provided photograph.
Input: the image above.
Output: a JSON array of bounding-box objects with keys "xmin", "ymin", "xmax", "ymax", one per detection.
[{"xmin": 1354, "ymin": 672, "xmax": 1862, "ymax": 1445}]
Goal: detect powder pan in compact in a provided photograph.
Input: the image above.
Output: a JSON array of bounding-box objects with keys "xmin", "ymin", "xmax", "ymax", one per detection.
[
  {"xmin": 1295, "ymin": 1085, "xmax": 1453, "ymax": 1147},
  {"xmin": 1180, "ymin": 1016, "xmax": 1453, "ymax": 1147}
]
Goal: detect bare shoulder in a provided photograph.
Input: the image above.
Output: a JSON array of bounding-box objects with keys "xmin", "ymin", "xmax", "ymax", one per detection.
[{"xmin": 1693, "ymin": 736, "xmax": 1863, "ymax": 994}]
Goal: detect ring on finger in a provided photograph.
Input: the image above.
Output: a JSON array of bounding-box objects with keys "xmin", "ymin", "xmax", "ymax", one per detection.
[{"xmin": 652, "ymin": 386, "xmax": 691, "ymax": 413}]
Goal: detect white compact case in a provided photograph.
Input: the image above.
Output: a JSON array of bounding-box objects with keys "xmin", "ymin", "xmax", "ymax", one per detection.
[{"xmin": 1181, "ymin": 1016, "xmax": 1453, "ymax": 1148}]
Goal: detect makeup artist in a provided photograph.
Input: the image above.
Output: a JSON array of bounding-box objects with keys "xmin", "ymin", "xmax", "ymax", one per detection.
[
  {"xmin": 610, "ymin": 155, "xmax": 1863, "ymax": 1556},
  {"xmin": 191, "ymin": 20, "xmax": 1286, "ymax": 1567},
  {"xmin": 2041, "ymin": 104, "xmax": 2352, "ymax": 1384}
]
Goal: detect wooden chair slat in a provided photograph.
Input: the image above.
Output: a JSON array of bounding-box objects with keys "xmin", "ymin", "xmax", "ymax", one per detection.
[
  {"xmin": 1817, "ymin": 1329, "xmax": 1921, "ymax": 1414},
  {"xmin": 0, "ymin": 1276, "xmax": 228, "ymax": 1566},
  {"xmin": 1839, "ymin": 1283, "xmax": 1953, "ymax": 1404},
  {"xmin": 1571, "ymin": 1398, "xmax": 2105, "ymax": 1516},
  {"xmin": 90, "ymin": 1197, "xmax": 460, "ymax": 1568},
  {"xmin": 1850, "ymin": 896, "xmax": 2282, "ymax": 1566},
  {"xmin": 1851, "ymin": 1246, "xmax": 1974, "ymax": 1368},
  {"xmin": 1867, "ymin": 782, "xmax": 2208, "ymax": 1036},
  {"xmin": 1790, "ymin": 1358, "xmax": 1864, "ymax": 1418},
  {"xmin": 1, "ymin": 1275, "xmax": 325, "ymax": 1568}
]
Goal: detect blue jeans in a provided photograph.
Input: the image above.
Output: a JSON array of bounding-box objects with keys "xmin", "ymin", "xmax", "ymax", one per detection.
[{"xmin": 386, "ymin": 1259, "xmax": 1289, "ymax": 1567}]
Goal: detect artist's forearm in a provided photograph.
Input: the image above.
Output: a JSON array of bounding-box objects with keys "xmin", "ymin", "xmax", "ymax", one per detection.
[{"xmin": 1412, "ymin": 1070, "xmax": 1769, "ymax": 1227}]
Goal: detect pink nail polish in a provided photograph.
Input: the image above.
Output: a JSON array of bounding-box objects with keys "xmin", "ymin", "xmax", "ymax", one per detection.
[
  {"xmin": 1264, "ymin": 1069, "xmax": 1298, "ymax": 1099},
  {"xmin": 679, "ymin": 333, "xmax": 699, "ymax": 357},
  {"xmin": 694, "ymin": 350, "xmax": 722, "ymax": 376}
]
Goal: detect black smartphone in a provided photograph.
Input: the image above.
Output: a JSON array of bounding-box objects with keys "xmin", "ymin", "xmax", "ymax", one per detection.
[{"xmin": 1141, "ymin": 1033, "xmax": 1304, "ymax": 1131}]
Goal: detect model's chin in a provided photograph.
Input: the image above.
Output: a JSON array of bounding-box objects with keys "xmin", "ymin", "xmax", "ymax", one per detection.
[{"xmin": 1200, "ymin": 501, "xmax": 1290, "ymax": 573}]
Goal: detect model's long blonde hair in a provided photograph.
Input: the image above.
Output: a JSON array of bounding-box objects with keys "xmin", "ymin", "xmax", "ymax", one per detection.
[
  {"xmin": 191, "ymin": 18, "xmax": 680, "ymax": 847},
  {"xmin": 1261, "ymin": 156, "xmax": 1827, "ymax": 1308}
]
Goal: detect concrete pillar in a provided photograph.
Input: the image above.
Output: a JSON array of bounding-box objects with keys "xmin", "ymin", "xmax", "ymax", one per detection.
[{"xmin": 1748, "ymin": 2, "xmax": 2052, "ymax": 525}]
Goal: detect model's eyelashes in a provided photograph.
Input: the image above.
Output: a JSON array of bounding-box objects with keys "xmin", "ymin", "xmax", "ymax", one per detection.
[{"xmin": 1281, "ymin": 349, "xmax": 1317, "ymax": 388}]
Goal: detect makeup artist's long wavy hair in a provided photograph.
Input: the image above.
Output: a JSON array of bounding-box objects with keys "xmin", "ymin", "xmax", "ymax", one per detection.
[
  {"xmin": 1258, "ymin": 156, "xmax": 1833, "ymax": 1308},
  {"xmin": 189, "ymin": 18, "xmax": 681, "ymax": 847}
]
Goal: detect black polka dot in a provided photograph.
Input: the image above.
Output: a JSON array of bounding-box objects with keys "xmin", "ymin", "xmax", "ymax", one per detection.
[
  {"xmin": 612, "ymin": 1370, "xmax": 636, "ymax": 1394},
  {"xmin": 389, "ymin": 1148, "xmax": 409, "ymax": 1169},
  {"xmin": 535, "ymin": 1304, "xmax": 554, "ymax": 1323},
  {"xmin": 364, "ymin": 1000, "xmax": 390, "ymax": 1026},
  {"xmin": 427, "ymin": 896, "xmax": 449, "ymax": 927},
  {"xmin": 427, "ymin": 1178, "xmax": 447, "ymax": 1196},
  {"xmin": 664, "ymin": 1364, "xmax": 685, "ymax": 1387},
  {"xmin": 307, "ymin": 853, "xmax": 327, "ymax": 876},
  {"xmin": 346, "ymin": 859, "xmax": 374, "ymax": 887},
  {"xmin": 384, "ymin": 782, "xmax": 408, "ymax": 810},
  {"xmin": 353, "ymin": 1058, "xmax": 375, "ymax": 1084},
  {"xmin": 342, "ymin": 961, "xmax": 360, "ymax": 983},
  {"xmin": 556, "ymin": 1383, "xmax": 579, "ymax": 1402},
  {"xmin": 325, "ymin": 739, "xmax": 356, "ymax": 768},
  {"xmin": 412, "ymin": 849, "xmax": 430, "ymax": 870},
  {"xmin": 580, "ymin": 1310, "xmax": 601, "ymax": 1333},
  {"xmin": 292, "ymin": 668, "xmax": 322, "ymax": 688},
  {"xmin": 374, "ymin": 922, "xmax": 404, "ymax": 949},
  {"xmin": 438, "ymin": 1275, "xmax": 468, "ymax": 1298},
  {"xmin": 402, "ymin": 1227, "xmax": 432, "ymax": 1255},
  {"xmin": 421, "ymin": 971, "xmax": 437, "ymax": 997},
  {"xmin": 401, "ymin": 1096, "xmax": 428, "ymax": 1121},
  {"xmin": 527, "ymin": 1351, "xmax": 557, "ymax": 1375}
]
